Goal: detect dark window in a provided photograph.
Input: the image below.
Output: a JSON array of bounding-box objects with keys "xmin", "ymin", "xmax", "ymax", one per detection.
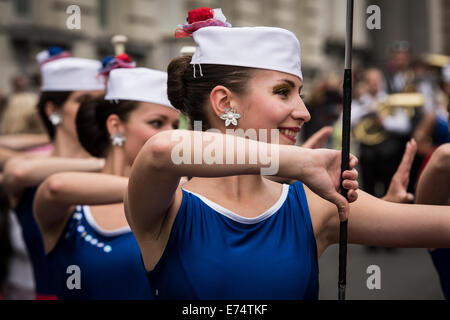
[
  {"xmin": 14, "ymin": 0, "xmax": 31, "ymax": 17},
  {"xmin": 98, "ymin": 0, "xmax": 108, "ymax": 28}
]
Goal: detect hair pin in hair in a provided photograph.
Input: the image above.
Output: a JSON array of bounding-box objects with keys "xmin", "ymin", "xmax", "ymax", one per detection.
[{"xmin": 193, "ymin": 63, "xmax": 204, "ymax": 78}]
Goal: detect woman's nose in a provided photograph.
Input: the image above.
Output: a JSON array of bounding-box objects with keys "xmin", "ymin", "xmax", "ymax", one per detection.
[{"xmin": 292, "ymin": 98, "xmax": 311, "ymax": 123}]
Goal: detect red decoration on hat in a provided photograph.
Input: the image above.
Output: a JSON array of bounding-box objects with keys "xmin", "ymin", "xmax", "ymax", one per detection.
[
  {"xmin": 175, "ymin": 7, "xmax": 231, "ymax": 38},
  {"xmin": 116, "ymin": 53, "xmax": 132, "ymax": 63},
  {"xmin": 188, "ymin": 7, "xmax": 214, "ymax": 24}
]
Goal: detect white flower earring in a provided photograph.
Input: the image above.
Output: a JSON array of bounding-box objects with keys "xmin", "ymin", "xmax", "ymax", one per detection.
[
  {"xmin": 220, "ymin": 106, "xmax": 241, "ymax": 127},
  {"xmin": 48, "ymin": 112, "xmax": 62, "ymax": 126},
  {"xmin": 110, "ymin": 132, "xmax": 126, "ymax": 147}
]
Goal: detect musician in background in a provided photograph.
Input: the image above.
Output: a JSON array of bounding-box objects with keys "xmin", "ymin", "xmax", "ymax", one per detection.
[
  {"xmin": 385, "ymin": 41, "xmax": 415, "ymax": 94},
  {"xmin": 352, "ymin": 68, "xmax": 412, "ymax": 199}
]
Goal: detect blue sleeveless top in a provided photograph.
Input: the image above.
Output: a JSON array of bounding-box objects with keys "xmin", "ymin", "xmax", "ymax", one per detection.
[
  {"xmin": 15, "ymin": 185, "xmax": 57, "ymax": 298},
  {"xmin": 432, "ymin": 112, "xmax": 450, "ymax": 146},
  {"xmin": 147, "ymin": 181, "xmax": 319, "ymax": 300},
  {"xmin": 47, "ymin": 205, "xmax": 153, "ymax": 300},
  {"xmin": 430, "ymin": 249, "xmax": 450, "ymax": 300}
]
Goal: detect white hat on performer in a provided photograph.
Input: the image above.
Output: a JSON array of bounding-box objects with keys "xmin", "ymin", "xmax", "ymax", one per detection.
[
  {"xmin": 41, "ymin": 57, "xmax": 105, "ymax": 92},
  {"xmin": 175, "ymin": 7, "xmax": 303, "ymax": 80},
  {"xmin": 104, "ymin": 68, "xmax": 176, "ymax": 111},
  {"xmin": 191, "ymin": 26, "xmax": 303, "ymax": 80}
]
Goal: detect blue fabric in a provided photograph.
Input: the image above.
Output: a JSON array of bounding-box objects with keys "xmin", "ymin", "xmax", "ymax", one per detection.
[
  {"xmin": 47, "ymin": 205, "xmax": 153, "ymax": 300},
  {"xmin": 147, "ymin": 181, "xmax": 319, "ymax": 300},
  {"xmin": 433, "ymin": 113, "xmax": 450, "ymax": 146},
  {"xmin": 15, "ymin": 185, "xmax": 57, "ymax": 297},
  {"xmin": 430, "ymin": 248, "xmax": 450, "ymax": 300}
]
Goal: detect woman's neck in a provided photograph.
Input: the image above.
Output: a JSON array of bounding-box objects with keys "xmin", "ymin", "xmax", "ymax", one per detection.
[
  {"xmin": 51, "ymin": 130, "xmax": 91, "ymax": 158},
  {"xmin": 102, "ymin": 148, "xmax": 131, "ymax": 177},
  {"xmin": 187, "ymin": 174, "xmax": 270, "ymax": 201}
]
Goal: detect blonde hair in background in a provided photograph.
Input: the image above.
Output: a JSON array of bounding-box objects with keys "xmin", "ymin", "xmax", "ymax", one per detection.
[{"xmin": 0, "ymin": 91, "xmax": 46, "ymax": 135}]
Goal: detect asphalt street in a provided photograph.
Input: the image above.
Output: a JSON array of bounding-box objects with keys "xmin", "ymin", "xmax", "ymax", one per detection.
[{"xmin": 318, "ymin": 244, "xmax": 445, "ymax": 299}]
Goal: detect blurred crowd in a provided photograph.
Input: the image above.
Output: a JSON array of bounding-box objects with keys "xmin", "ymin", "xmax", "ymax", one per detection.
[{"xmin": 302, "ymin": 41, "xmax": 450, "ymax": 199}]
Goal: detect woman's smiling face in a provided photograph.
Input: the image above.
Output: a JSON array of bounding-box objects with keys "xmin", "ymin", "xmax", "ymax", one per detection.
[{"xmin": 235, "ymin": 69, "xmax": 311, "ymax": 145}]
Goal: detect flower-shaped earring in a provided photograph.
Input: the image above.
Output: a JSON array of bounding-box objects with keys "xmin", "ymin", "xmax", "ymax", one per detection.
[
  {"xmin": 110, "ymin": 132, "xmax": 126, "ymax": 147},
  {"xmin": 48, "ymin": 112, "xmax": 62, "ymax": 126},
  {"xmin": 220, "ymin": 107, "xmax": 241, "ymax": 127}
]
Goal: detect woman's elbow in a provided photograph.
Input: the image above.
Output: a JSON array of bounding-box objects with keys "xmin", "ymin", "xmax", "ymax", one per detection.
[
  {"xmin": 41, "ymin": 173, "xmax": 67, "ymax": 201},
  {"xmin": 141, "ymin": 131, "xmax": 175, "ymax": 170}
]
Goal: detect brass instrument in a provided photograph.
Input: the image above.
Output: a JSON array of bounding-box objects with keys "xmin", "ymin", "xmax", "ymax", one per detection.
[{"xmin": 353, "ymin": 93, "xmax": 424, "ymax": 145}]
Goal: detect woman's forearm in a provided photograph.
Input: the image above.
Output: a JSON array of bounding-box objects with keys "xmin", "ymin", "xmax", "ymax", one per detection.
[
  {"xmin": 3, "ymin": 157, "xmax": 104, "ymax": 196},
  {"xmin": 142, "ymin": 129, "xmax": 309, "ymax": 179},
  {"xmin": 0, "ymin": 146, "xmax": 22, "ymax": 170},
  {"xmin": 0, "ymin": 134, "xmax": 50, "ymax": 151},
  {"xmin": 38, "ymin": 172, "xmax": 127, "ymax": 206},
  {"xmin": 34, "ymin": 172, "xmax": 127, "ymax": 231},
  {"xmin": 326, "ymin": 190, "xmax": 450, "ymax": 248}
]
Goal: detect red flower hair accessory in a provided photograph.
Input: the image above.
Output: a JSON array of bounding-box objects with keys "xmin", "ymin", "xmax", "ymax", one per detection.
[{"xmin": 175, "ymin": 7, "xmax": 231, "ymax": 38}]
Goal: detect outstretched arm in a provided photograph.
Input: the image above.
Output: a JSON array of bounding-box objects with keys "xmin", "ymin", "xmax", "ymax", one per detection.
[
  {"xmin": 126, "ymin": 129, "xmax": 358, "ymax": 241},
  {"xmin": 308, "ymin": 186, "xmax": 450, "ymax": 257},
  {"xmin": 0, "ymin": 134, "xmax": 50, "ymax": 151},
  {"xmin": 3, "ymin": 157, "xmax": 104, "ymax": 197},
  {"xmin": 0, "ymin": 146, "xmax": 24, "ymax": 171},
  {"xmin": 34, "ymin": 172, "xmax": 128, "ymax": 253}
]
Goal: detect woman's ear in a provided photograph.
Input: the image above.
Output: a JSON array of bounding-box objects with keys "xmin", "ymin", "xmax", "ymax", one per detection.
[
  {"xmin": 106, "ymin": 114, "xmax": 125, "ymax": 136},
  {"xmin": 209, "ymin": 85, "xmax": 238, "ymax": 117},
  {"xmin": 44, "ymin": 101, "xmax": 58, "ymax": 118}
]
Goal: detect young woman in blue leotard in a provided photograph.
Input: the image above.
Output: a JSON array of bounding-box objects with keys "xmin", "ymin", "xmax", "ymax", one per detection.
[
  {"xmin": 33, "ymin": 68, "xmax": 180, "ymax": 299},
  {"xmin": 3, "ymin": 54, "xmax": 105, "ymax": 299},
  {"xmin": 125, "ymin": 9, "xmax": 450, "ymax": 300}
]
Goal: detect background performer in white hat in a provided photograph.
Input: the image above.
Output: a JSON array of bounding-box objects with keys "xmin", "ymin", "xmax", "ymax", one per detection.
[
  {"xmin": 33, "ymin": 67, "xmax": 180, "ymax": 299},
  {"xmin": 3, "ymin": 52, "xmax": 106, "ymax": 299},
  {"xmin": 126, "ymin": 8, "xmax": 450, "ymax": 299}
]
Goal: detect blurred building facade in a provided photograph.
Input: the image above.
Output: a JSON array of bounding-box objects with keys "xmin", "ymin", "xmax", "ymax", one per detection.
[{"xmin": 0, "ymin": 0, "xmax": 448, "ymax": 93}]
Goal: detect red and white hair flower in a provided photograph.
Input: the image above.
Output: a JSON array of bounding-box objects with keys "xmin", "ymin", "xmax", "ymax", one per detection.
[{"xmin": 175, "ymin": 7, "xmax": 231, "ymax": 38}]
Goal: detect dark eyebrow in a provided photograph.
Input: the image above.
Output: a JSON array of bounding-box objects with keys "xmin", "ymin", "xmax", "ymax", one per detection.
[
  {"xmin": 147, "ymin": 114, "xmax": 168, "ymax": 120},
  {"xmin": 280, "ymin": 79, "xmax": 295, "ymax": 88},
  {"xmin": 280, "ymin": 79, "xmax": 303, "ymax": 92}
]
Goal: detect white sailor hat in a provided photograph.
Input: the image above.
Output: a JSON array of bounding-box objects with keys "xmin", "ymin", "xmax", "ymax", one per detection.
[
  {"xmin": 40, "ymin": 57, "xmax": 105, "ymax": 92},
  {"xmin": 176, "ymin": 8, "xmax": 303, "ymax": 80},
  {"xmin": 190, "ymin": 26, "xmax": 303, "ymax": 80},
  {"xmin": 104, "ymin": 68, "xmax": 176, "ymax": 110}
]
